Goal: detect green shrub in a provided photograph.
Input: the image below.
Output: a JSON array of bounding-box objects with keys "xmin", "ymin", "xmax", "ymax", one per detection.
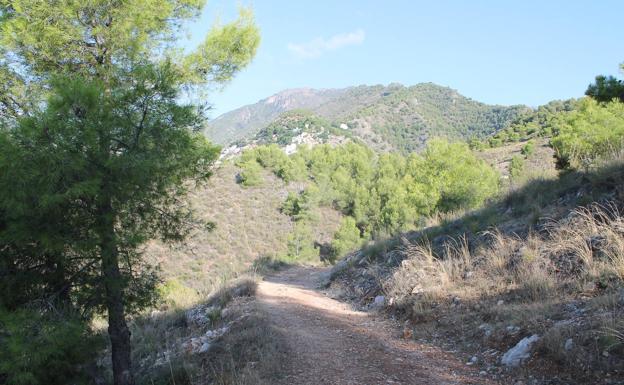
[
  {"xmin": 509, "ymin": 155, "xmax": 525, "ymax": 181},
  {"xmin": 281, "ymin": 188, "xmax": 318, "ymax": 222},
  {"xmin": 157, "ymin": 279, "xmax": 199, "ymax": 310},
  {"xmin": 285, "ymin": 222, "xmax": 317, "ymax": 262},
  {"xmin": 0, "ymin": 308, "xmax": 102, "ymax": 385},
  {"xmin": 249, "ymin": 139, "xmax": 499, "ymax": 238},
  {"xmin": 487, "ymin": 99, "xmax": 579, "ymax": 146},
  {"xmin": 521, "ymin": 140, "xmax": 535, "ymax": 157},
  {"xmin": 238, "ymin": 144, "xmax": 307, "ymax": 183},
  {"xmin": 238, "ymin": 160, "xmax": 264, "ymax": 187},
  {"xmin": 551, "ymin": 98, "xmax": 624, "ymax": 169},
  {"xmin": 330, "ymin": 217, "xmax": 363, "ymax": 261},
  {"xmin": 422, "ymin": 139, "xmax": 500, "ymax": 212},
  {"xmin": 281, "ymin": 192, "xmax": 302, "ymax": 218}
]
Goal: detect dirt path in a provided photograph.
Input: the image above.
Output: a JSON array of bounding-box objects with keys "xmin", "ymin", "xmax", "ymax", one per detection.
[{"xmin": 257, "ymin": 266, "xmax": 493, "ymax": 385}]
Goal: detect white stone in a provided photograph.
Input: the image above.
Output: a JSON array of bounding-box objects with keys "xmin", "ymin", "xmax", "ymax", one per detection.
[
  {"xmin": 564, "ymin": 338, "xmax": 574, "ymax": 351},
  {"xmin": 479, "ymin": 323, "xmax": 493, "ymax": 337},
  {"xmin": 284, "ymin": 143, "xmax": 297, "ymax": 155},
  {"xmin": 199, "ymin": 342, "xmax": 211, "ymax": 353},
  {"xmin": 373, "ymin": 295, "xmax": 385, "ymax": 307},
  {"xmin": 506, "ymin": 325, "xmax": 520, "ymax": 334},
  {"xmin": 501, "ymin": 335, "xmax": 540, "ymax": 367}
]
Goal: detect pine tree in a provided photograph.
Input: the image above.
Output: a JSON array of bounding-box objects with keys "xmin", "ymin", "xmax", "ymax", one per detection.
[{"xmin": 0, "ymin": 2, "xmax": 259, "ymax": 384}]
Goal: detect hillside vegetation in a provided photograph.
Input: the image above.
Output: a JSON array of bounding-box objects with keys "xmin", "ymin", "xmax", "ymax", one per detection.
[
  {"xmin": 207, "ymin": 83, "xmax": 529, "ymax": 152},
  {"xmin": 326, "ymin": 91, "xmax": 624, "ymax": 384},
  {"xmin": 205, "ymin": 88, "xmax": 347, "ymax": 144},
  {"xmin": 145, "ymin": 163, "xmax": 342, "ymax": 292},
  {"xmin": 2, "ymin": 5, "xmax": 623, "ymax": 381},
  {"xmin": 253, "ymin": 109, "xmax": 353, "ymax": 146},
  {"xmin": 235, "ymin": 139, "xmax": 501, "ymax": 265}
]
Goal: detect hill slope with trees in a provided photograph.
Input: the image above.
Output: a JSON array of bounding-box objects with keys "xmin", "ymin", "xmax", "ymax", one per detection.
[{"xmin": 206, "ymin": 83, "xmax": 530, "ymax": 152}]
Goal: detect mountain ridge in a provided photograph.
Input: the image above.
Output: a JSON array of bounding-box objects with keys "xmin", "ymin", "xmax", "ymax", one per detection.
[{"xmin": 204, "ymin": 83, "xmax": 531, "ymax": 152}]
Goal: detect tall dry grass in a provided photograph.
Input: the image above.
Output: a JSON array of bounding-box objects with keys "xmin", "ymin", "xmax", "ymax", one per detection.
[{"xmin": 381, "ymin": 202, "xmax": 624, "ymax": 380}]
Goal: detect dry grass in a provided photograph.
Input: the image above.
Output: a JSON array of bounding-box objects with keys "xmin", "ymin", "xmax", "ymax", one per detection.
[
  {"xmin": 380, "ymin": 202, "xmax": 624, "ymax": 382},
  {"xmin": 390, "ymin": 203, "xmax": 624, "ymax": 302},
  {"xmin": 476, "ymin": 138, "xmax": 557, "ymax": 182},
  {"xmin": 112, "ymin": 277, "xmax": 287, "ymax": 385},
  {"xmin": 144, "ymin": 162, "xmax": 342, "ymax": 293},
  {"xmin": 202, "ymin": 303, "xmax": 286, "ymax": 385},
  {"xmin": 144, "ymin": 163, "xmax": 293, "ymax": 293}
]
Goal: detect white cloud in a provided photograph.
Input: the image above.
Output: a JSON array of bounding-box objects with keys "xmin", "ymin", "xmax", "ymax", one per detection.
[{"xmin": 288, "ymin": 29, "xmax": 365, "ymax": 59}]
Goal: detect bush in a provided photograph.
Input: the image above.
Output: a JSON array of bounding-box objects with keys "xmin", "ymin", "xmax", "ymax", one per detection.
[
  {"xmin": 509, "ymin": 155, "xmax": 525, "ymax": 181},
  {"xmin": 281, "ymin": 192, "xmax": 301, "ymax": 217},
  {"xmin": 551, "ymin": 98, "xmax": 624, "ymax": 169},
  {"xmin": 248, "ymin": 139, "xmax": 499, "ymax": 238},
  {"xmin": 238, "ymin": 144, "xmax": 307, "ymax": 183},
  {"xmin": 285, "ymin": 222, "xmax": 317, "ymax": 262},
  {"xmin": 238, "ymin": 160, "xmax": 264, "ymax": 187},
  {"xmin": 422, "ymin": 139, "xmax": 500, "ymax": 212},
  {"xmin": 281, "ymin": 188, "xmax": 318, "ymax": 222},
  {"xmin": 521, "ymin": 140, "xmax": 535, "ymax": 157},
  {"xmin": 330, "ymin": 217, "xmax": 363, "ymax": 262},
  {"xmin": 0, "ymin": 308, "xmax": 102, "ymax": 385},
  {"xmin": 157, "ymin": 279, "xmax": 200, "ymax": 310}
]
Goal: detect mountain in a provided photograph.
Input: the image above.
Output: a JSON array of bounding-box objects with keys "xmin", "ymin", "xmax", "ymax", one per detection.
[
  {"xmin": 204, "ymin": 88, "xmax": 347, "ymax": 145},
  {"xmin": 205, "ymin": 83, "xmax": 531, "ymax": 152}
]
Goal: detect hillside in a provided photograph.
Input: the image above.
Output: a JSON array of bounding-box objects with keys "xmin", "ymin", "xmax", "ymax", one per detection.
[
  {"xmin": 205, "ymin": 83, "xmax": 530, "ymax": 152},
  {"xmin": 324, "ymin": 154, "xmax": 624, "ymax": 384},
  {"xmin": 144, "ymin": 163, "xmax": 343, "ymax": 292},
  {"xmin": 204, "ymin": 88, "xmax": 348, "ymax": 145}
]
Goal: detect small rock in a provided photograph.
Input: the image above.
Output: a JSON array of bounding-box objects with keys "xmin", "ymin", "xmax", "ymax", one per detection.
[
  {"xmin": 506, "ymin": 325, "xmax": 520, "ymax": 334},
  {"xmin": 480, "ymin": 371, "xmax": 487, "ymax": 376},
  {"xmin": 497, "ymin": 299, "xmax": 505, "ymax": 306},
  {"xmin": 479, "ymin": 323, "xmax": 493, "ymax": 337},
  {"xmin": 411, "ymin": 285, "xmax": 423, "ymax": 295},
  {"xmin": 470, "ymin": 356, "xmax": 478, "ymax": 363},
  {"xmin": 373, "ymin": 295, "xmax": 385, "ymax": 307},
  {"xmin": 199, "ymin": 342, "xmax": 210, "ymax": 353},
  {"xmin": 501, "ymin": 334, "xmax": 540, "ymax": 367},
  {"xmin": 464, "ymin": 271, "xmax": 474, "ymax": 279},
  {"xmin": 603, "ymin": 350, "xmax": 610, "ymax": 357},
  {"xmin": 564, "ymin": 338, "xmax": 574, "ymax": 351}
]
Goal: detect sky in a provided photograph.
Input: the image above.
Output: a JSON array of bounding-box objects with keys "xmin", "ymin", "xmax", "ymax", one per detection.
[{"xmin": 185, "ymin": 0, "xmax": 624, "ymax": 117}]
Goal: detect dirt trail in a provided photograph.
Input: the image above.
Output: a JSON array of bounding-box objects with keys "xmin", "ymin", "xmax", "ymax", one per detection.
[{"xmin": 257, "ymin": 266, "xmax": 493, "ymax": 385}]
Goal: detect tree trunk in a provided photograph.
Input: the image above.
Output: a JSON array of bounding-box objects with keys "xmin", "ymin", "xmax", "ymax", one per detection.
[{"xmin": 99, "ymin": 200, "xmax": 134, "ymax": 385}]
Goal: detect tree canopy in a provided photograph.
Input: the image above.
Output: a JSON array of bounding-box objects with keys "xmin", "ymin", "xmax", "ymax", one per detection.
[
  {"xmin": 239, "ymin": 139, "xmax": 500, "ymax": 239},
  {"xmin": 0, "ymin": 2, "xmax": 259, "ymax": 384},
  {"xmin": 586, "ymin": 74, "xmax": 624, "ymax": 103}
]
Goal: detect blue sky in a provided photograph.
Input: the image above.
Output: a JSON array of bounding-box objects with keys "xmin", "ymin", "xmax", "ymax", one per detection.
[{"xmin": 186, "ymin": 0, "xmax": 624, "ymax": 117}]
